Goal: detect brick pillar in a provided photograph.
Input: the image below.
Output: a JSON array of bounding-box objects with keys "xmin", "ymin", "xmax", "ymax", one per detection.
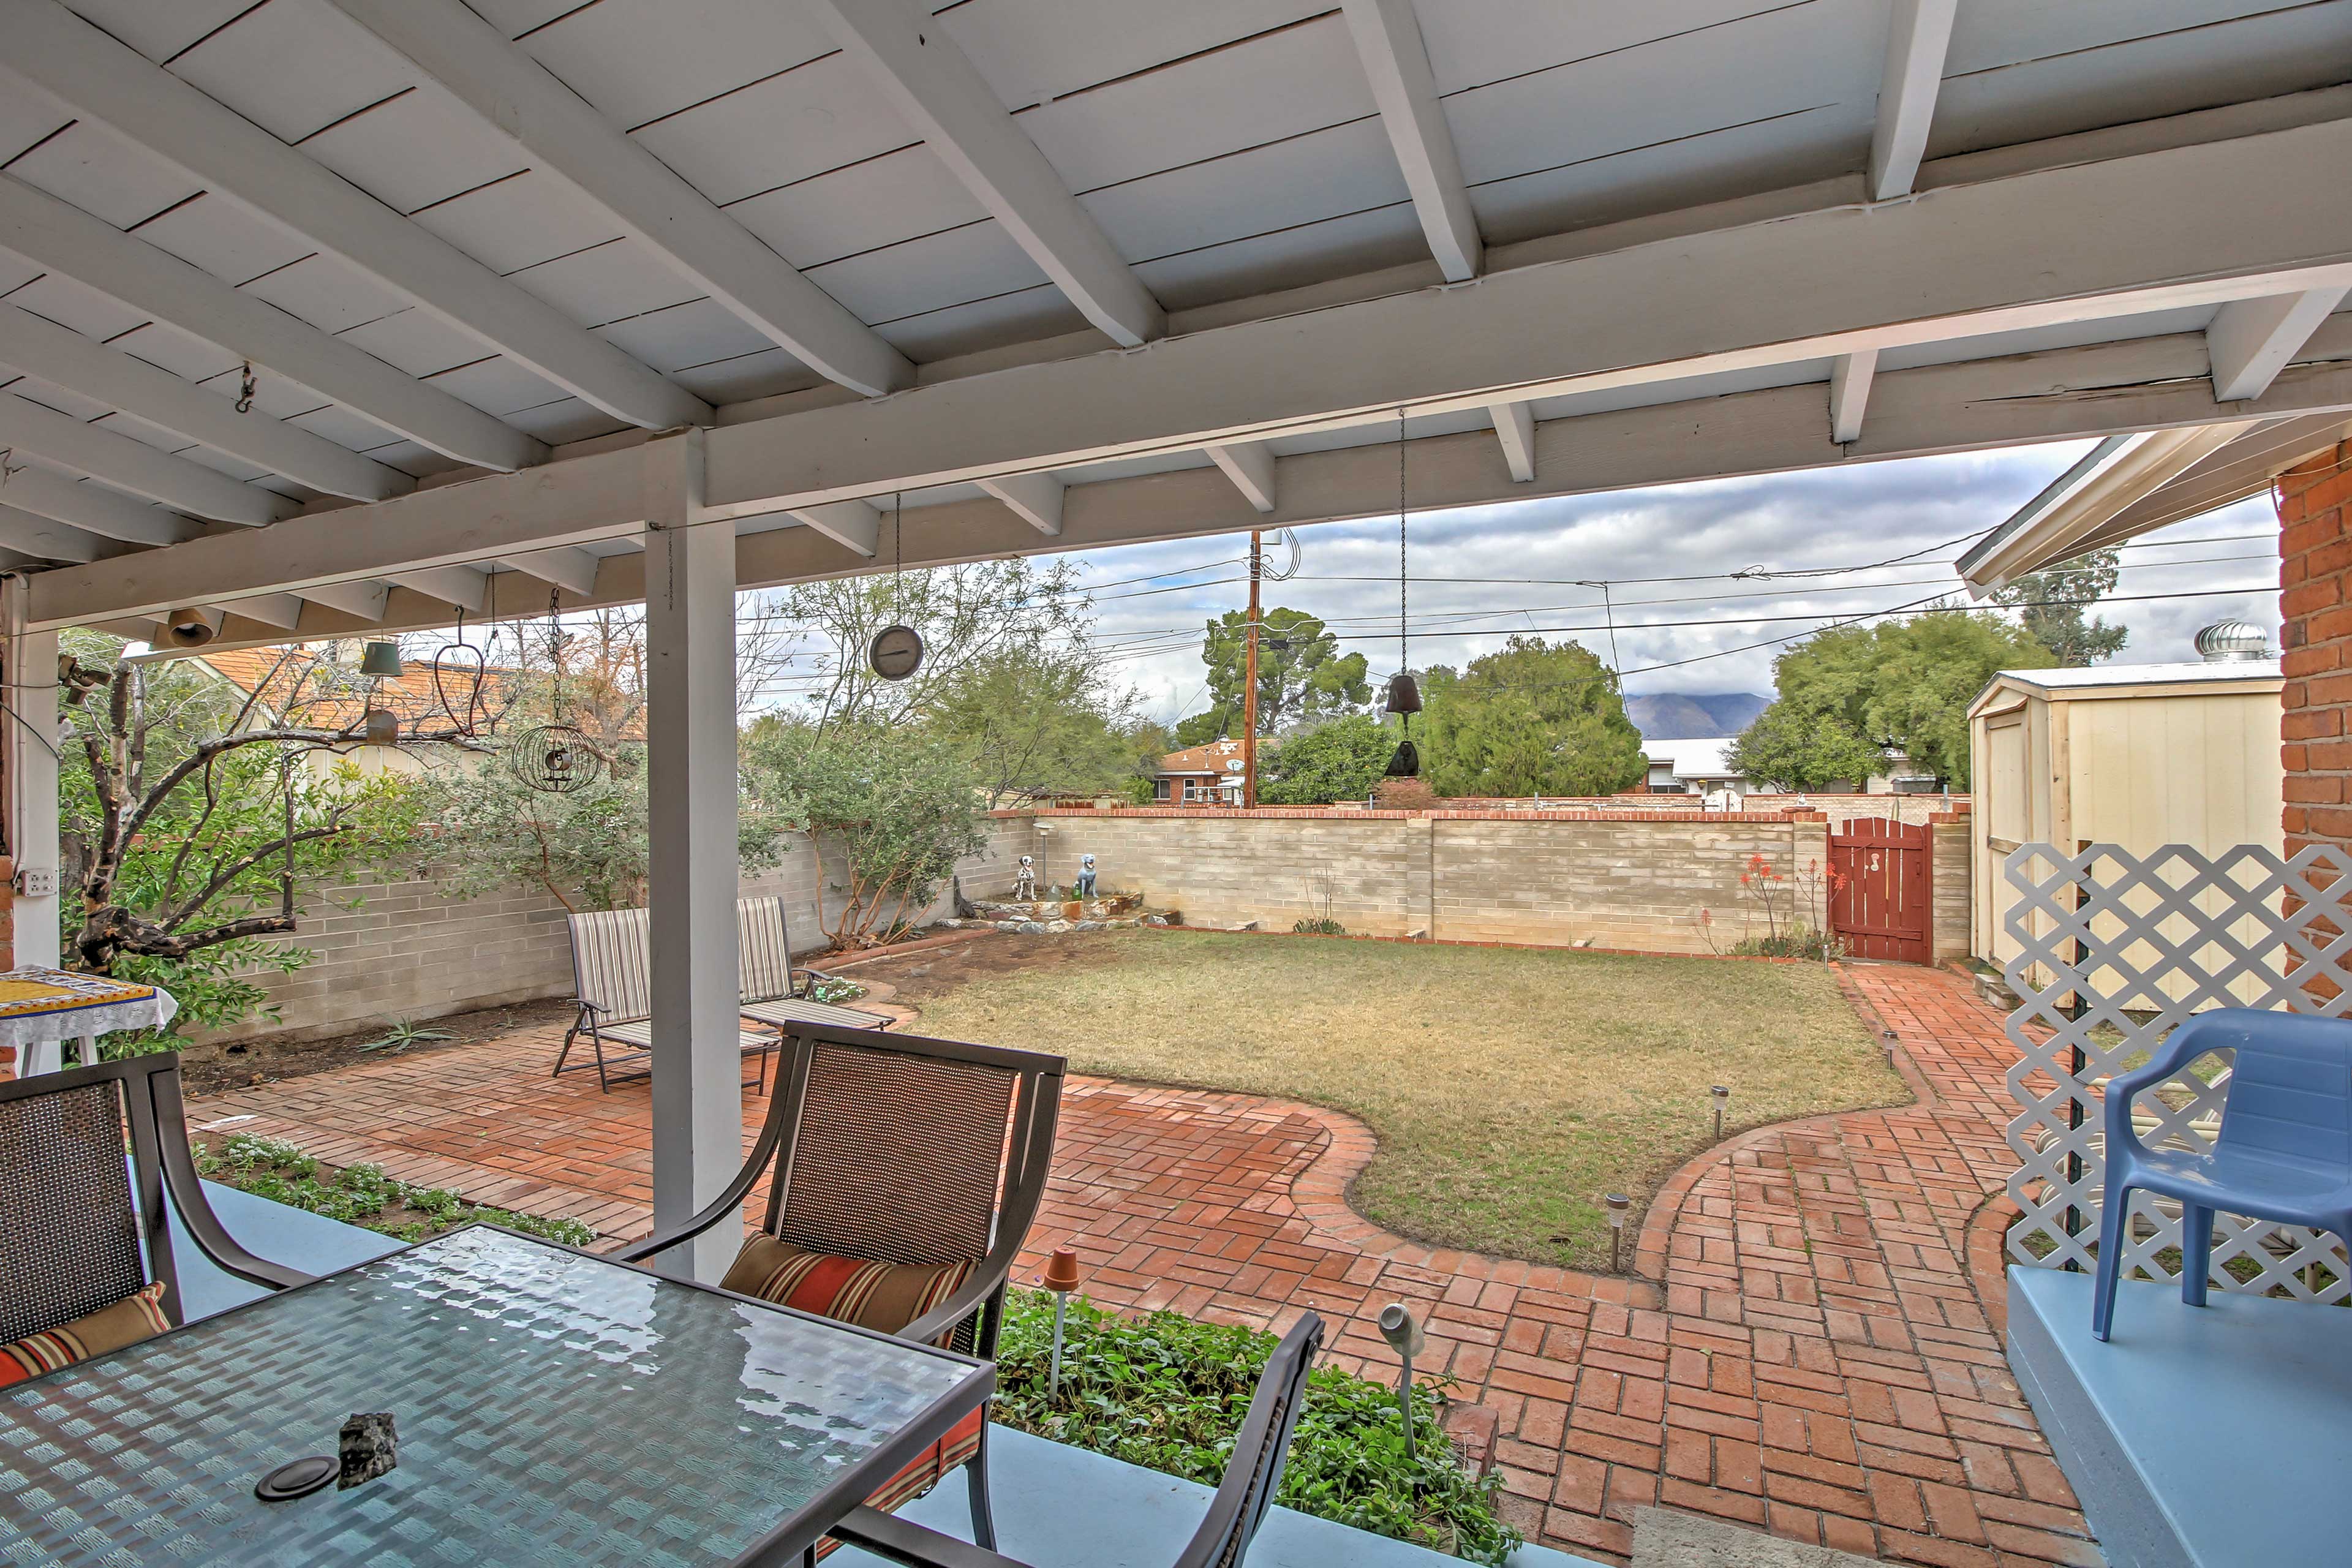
[{"xmin": 2279, "ymin": 439, "xmax": 2352, "ymax": 858}]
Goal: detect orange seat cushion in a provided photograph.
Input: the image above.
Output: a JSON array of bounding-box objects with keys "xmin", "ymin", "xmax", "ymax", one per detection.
[{"xmin": 0, "ymin": 1281, "xmax": 169, "ymax": 1387}]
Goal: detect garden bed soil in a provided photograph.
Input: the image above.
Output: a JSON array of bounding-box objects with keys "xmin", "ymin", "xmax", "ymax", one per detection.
[
  {"xmin": 826, "ymin": 930, "xmax": 1128, "ymax": 1005},
  {"xmin": 176, "ymin": 998, "xmax": 578, "ymax": 1097}
]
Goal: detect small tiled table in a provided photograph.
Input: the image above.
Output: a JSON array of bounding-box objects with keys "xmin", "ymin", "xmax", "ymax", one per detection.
[
  {"xmin": 0, "ymin": 967, "xmax": 176, "ymax": 1077},
  {"xmin": 0, "ymin": 1226, "xmax": 992, "ymax": 1566}
]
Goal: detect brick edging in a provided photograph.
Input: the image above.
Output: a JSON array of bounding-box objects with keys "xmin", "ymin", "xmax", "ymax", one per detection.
[
  {"xmin": 1140, "ymin": 922, "xmax": 1807, "ymax": 963},
  {"xmin": 1630, "ymin": 963, "xmax": 1937, "ymax": 1281}
]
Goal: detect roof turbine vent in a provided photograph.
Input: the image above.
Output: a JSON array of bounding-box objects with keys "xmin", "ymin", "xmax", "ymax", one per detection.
[{"xmin": 2193, "ymin": 619, "xmax": 2271, "ymax": 663}]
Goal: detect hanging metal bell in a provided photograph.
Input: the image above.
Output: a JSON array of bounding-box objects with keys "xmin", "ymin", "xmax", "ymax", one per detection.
[
  {"xmin": 358, "ymin": 641, "xmax": 405, "ymax": 679},
  {"xmin": 1384, "ymin": 671, "xmax": 1421, "ymax": 715},
  {"xmin": 363, "ymin": 707, "xmax": 399, "ymax": 747},
  {"xmin": 1385, "ymin": 737, "xmax": 1420, "ymax": 778}
]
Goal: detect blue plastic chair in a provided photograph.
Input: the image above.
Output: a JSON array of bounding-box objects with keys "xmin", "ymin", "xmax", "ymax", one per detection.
[{"xmin": 2092, "ymin": 1008, "xmax": 2352, "ymax": 1340}]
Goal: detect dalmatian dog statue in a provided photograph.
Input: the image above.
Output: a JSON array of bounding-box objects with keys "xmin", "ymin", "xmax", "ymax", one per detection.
[{"xmin": 1013, "ymin": 854, "xmax": 1038, "ymax": 902}]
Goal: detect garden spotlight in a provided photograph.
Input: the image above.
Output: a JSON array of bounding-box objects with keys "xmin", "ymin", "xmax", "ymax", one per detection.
[{"xmin": 1376, "ymin": 1302, "xmax": 1427, "ymax": 1467}]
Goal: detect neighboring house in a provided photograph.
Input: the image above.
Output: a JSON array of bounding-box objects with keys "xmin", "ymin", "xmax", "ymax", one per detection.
[
  {"xmin": 1641, "ymin": 738, "xmax": 1776, "ymax": 799},
  {"xmin": 171, "ymin": 642, "xmax": 516, "ymax": 778},
  {"xmin": 1152, "ymin": 738, "xmax": 1251, "ymax": 804}
]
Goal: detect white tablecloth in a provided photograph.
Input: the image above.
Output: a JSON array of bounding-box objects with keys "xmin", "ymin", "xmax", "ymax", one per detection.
[{"xmin": 0, "ymin": 967, "xmax": 178, "ymax": 1075}]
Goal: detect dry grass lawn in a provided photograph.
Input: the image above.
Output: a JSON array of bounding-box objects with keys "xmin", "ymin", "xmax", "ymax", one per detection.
[{"xmin": 910, "ymin": 930, "xmax": 1909, "ymax": 1272}]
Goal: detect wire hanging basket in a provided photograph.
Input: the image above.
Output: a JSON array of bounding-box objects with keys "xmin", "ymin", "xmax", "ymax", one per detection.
[
  {"xmin": 508, "ymin": 722, "xmax": 607, "ymax": 793},
  {"xmin": 506, "ymin": 590, "xmax": 609, "ymax": 794}
]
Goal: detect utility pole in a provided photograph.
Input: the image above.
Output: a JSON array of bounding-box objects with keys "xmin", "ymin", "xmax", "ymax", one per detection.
[{"xmin": 1242, "ymin": 529, "xmax": 1262, "ymax": 809}]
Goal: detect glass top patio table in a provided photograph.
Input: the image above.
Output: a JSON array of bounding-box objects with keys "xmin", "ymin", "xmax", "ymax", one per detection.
[{"xmin": 0, "ymin": 1224, "xmax": 990, "ymax": 1567}]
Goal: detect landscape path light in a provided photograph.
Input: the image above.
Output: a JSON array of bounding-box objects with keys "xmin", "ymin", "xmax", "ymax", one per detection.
[
  {"xmin": 1712, "ymin": 1084, "xmax": 1730, "ymax": 1140},
  {"xmin": 1882, "ymin": 1028, "xmax": 1899, "ymax": 1061},
  {"xmin": 1605, "ymin": 1192, "xmax": 1630, "ymax": 1273},
  {"xmin": 1042, "ymin": 1246, "xmax": 1082, "ymax": 1400},
  {"xmin": 1376, "ymin": 1301, "xmax": 1427, "ymax": 1468}
]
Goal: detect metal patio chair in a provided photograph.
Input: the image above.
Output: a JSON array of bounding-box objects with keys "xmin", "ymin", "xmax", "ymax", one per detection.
[
  {"xmin": 617, "ymin": 1023, "xmax": 1064, "ymax": 1553},
  {"xmin": 2093, "ymin": 1008, "xmax": 2352, "ymax": 1341},
  {"xmin": 736, "ymin": 894, "xmax": 894, "ymax": 1036},
  {"xmin": 829, "ymin": 1312, "xmax": 1328, "ymax": 1568},
  {"xmin": 554, "ymin": 903, "xmax": 891, "ymax": 1093},
  {"xmin": 0, "ymin": 1055, "xmax": 309, "ymax": 1345}
]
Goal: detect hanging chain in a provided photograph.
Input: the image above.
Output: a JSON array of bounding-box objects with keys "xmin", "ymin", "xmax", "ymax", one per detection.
[
  {"xmin": 236, "ymin": 361, "xmax": 257, "ymax": 414},
  {"xmin": 546, "ymin": 587, "xmax": 566, "ymax": 723},
  {"xmin": 892, "ymin": 489, "xmax": 905, "ymax": 617},
  {"xmin": 1397, "ymin": 407, "xmax": 1409, "ymax": 707}
]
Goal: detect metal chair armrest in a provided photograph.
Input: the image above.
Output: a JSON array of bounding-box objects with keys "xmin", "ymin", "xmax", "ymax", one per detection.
[
  {"xmin": 612, "ymin": 1077, "xmax": 796, "ymax": 1265},
  {"xmin": 900, "ymin": 1243, "xmax": 1017, "ymax": 1350},
  {"xmin": 829, "ymin": 1504, "xmax": 1030, "ymax": 1568},
  {"xmin": 2102, "ymin": 1014, "xmax": 2234, "ymax": 1159},
  {"xmin": 149, "ymin": 1074, "xmax": 312, "ymax": 1292}
]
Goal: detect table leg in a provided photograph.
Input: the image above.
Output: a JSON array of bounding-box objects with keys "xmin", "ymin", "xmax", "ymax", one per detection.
[
  {"xmin": 22, "ymin": 1037, "xmax": 61, "ymax": 1076},
  {"xmin": 77, "ymin": 1034, "xmax": 100, "ymax": 1068}
]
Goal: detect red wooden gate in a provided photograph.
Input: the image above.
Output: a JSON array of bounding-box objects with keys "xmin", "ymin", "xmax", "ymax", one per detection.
[{"xmin": 1828, "ymin": 818, "xmax": 1932, "ymax": 963}]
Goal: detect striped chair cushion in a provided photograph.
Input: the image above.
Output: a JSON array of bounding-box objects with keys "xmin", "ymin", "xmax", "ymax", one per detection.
[
  {"xmin": 721, "ymin": 1236, "xmax": 986, "ymax": 1561},
  {"xmin": 720, "ymin": 1235, "xmax": 973, "ymax": 1343},
  {"xmin": 0, "ymin": 1281, "xmax": 168, "ymax": 1387}
]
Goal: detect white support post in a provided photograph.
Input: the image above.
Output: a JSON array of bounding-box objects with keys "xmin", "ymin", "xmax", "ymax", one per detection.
[
  {"xmin": 2, "ymin": 576, "xmax": 60, "ymax": 974},
  {"xmin": 641, "ymin": 432, "xmax": 742, "ymax": 1282}
]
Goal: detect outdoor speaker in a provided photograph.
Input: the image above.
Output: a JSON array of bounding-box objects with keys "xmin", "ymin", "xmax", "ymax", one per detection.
[{"xmin": 164, "ymin": 608, "xmax": 224, "ymax": 648}]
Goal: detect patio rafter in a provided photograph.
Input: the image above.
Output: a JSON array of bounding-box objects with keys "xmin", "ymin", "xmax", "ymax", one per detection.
[
  {"xmin": 26, "ymin": 105, "xmax": 2352, "ymax": 641},
  {"xmin": 0, "ymin": 0, "xmax": 709, "ymax": 432}
]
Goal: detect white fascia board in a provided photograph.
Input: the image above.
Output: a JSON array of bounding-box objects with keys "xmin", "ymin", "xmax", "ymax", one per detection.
[
  {"xmin": 1956, "ymin": 422, "xmax": 2259, "ymax": 592},
  {"xmin": 0, "ymin": 174, "xmax": 545, "ymax": 473},
  {"xmin": 324, "ymin": 0, "xmax": 911, "ymax": 400},
  {"xmin": 0, "ymin": 0, "xmax": 709, "ymax": 431},
  {"xmin": 53, "ymin": 333, "xmax": 2352, "ymax": 643}
]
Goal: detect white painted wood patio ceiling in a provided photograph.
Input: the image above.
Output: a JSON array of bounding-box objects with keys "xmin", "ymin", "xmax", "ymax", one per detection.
[{"xmin": 2, "ymin": 0, "xmax": 2350, "ymax": 644}]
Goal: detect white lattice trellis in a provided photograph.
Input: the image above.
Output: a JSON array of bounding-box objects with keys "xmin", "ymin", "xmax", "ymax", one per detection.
[{"xmin": 2002, "ymin": 842, "xmax": 2352, "ymax": 1302}]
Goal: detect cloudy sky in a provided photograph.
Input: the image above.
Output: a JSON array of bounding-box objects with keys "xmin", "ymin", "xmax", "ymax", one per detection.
[{"xmin": 742, "ymin": 439, "xmax": 2283, "ymax": 727}]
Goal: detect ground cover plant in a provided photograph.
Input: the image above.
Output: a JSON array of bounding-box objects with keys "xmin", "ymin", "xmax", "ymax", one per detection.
[
  {"xmin": 197, "ymin": 1132, "xmax": 595, "ymax": 1246},
  {"xmin": 994, "ymin": 1291, "xmax": 1520, "ymax": 1563},
  {"xmin": 909, "ymin": 932, "xmax": 1904, "ymax": 1270}
]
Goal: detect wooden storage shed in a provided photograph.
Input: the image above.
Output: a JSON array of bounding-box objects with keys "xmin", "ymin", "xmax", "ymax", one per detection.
[{"xmin": 1968, "ymin": 651, "xmax": 2282, "ymax": 978}]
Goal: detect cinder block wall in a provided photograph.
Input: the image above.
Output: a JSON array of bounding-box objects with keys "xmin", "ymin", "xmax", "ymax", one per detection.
[{"xmin": 209, "ymin": 814, "xmax": 1031, "ymax": 1044}]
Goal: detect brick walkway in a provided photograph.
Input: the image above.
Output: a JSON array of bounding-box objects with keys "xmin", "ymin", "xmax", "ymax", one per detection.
[{"xmin": 189, "ymin": 965, "xmax": 2093, "ymax": 1567}]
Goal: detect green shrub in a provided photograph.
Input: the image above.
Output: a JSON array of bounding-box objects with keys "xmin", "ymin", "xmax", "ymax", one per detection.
[
  {"xmin": 1292, "ymin": 917, "xmax": 1347, "ymax": 935},
  {"xmin": 1730, "ymin": 927, "xmax": 1843, "ymax": 961},
  {"xmin": 196, "ymin": 1133, "xmax": 597, "ymax": 1248},
  {"xmin": 993, "ymin": 1291, "xmax": 1521, "ymax": 1564}
]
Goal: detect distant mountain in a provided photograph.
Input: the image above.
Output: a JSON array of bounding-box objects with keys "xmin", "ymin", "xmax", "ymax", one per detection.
[{"xmin": 1624, "ymin": 692, "xmax": 1770, "ymax": 741}]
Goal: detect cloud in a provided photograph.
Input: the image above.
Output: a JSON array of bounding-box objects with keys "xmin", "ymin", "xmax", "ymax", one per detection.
[{"xmin": 1067, "ymin": 443, "xmax": 2280, "ymax": 723}]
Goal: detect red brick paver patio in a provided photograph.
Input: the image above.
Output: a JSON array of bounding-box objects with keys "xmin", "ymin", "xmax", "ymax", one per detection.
[{"xmin": 189, "ymin": 964, "xmax": 2092, "ymax": 1567}]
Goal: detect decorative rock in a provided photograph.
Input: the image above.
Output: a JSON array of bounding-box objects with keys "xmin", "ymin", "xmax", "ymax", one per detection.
[
  {"xmin": 337, "ymin": 1412, "xmax": 397, "ymax": 1490},
  {"xmin": 1237, "ymin": 920, "xmax": 1259, "ymax": 932},
  {"xmin": 1072, "ymin": 920, "xmax": 1104, "ymax": 931},
  {"xmin": 1015, "ymin": 921, "xmax": 1048, "ymax": 935}
]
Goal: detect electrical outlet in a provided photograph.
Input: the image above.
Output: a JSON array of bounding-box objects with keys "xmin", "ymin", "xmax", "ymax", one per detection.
[{"xmin": 15, "ymin": 867, "xmax": 55, "ymax": 898}]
